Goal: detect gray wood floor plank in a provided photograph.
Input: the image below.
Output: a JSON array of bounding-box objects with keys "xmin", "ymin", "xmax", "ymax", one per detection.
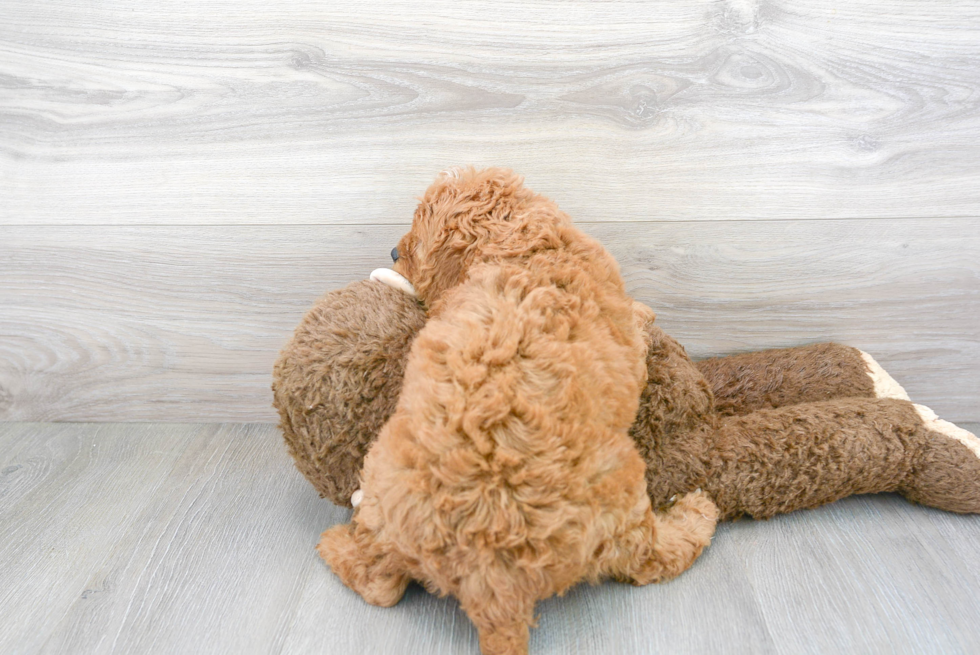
[
  {"xmin": 2, "ymin": 0, "xmax": 980, "ymax": 225},
  {"xmin": 0, "ymin": 424, "xmax": 203, "ymax": 653},
  {"xmin": 34, "ymin": 424, "xmax": 345, "ymax": 655},
  {"xmin": 2, "ymin": 220, "xmax": 977, "ymax": 423},
  {"xmin": 4, "ymin": 423, "xmax": 980, "ymax": 655},
  {"xmin": 731, "ymin": 495, "xmax": 978, "ymax": 654}
]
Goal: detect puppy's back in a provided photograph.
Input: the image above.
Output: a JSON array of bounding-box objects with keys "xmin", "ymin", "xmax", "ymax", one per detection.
[{"xmin": 363, "ymin": 254, "xmax": 647, "ymax": 570}]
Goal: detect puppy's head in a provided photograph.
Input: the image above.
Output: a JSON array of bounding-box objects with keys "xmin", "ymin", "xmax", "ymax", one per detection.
[{"xmin": 391, "ymin": 167, "xmax": 566, "ymax": 304}]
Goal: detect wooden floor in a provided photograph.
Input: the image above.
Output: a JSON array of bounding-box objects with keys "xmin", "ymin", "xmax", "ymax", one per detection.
[{"xmin": 4, "ymin": 422, "xmax": 980, "ymax": 655}]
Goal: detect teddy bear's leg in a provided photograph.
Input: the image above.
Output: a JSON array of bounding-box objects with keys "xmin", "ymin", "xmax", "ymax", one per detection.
[
  {"xmin": 701, "ymin": 397, "xmax": 980, "ymax": 519},
  {"xmin": 702, "ymin": 397, "xmax": 919, "ymax": 519},
  {"xmin": 601, "ymin": 490, "xmax": 718, "ymax": 585},
  {"xmin": 695, "ymin": 343, "xmax": 909, "ymax": 416},
  {"xmin": 899, "ymin": 404, "xmax": 980, "ymax": 513},
  {"xmin": 316, "ymin": 520, "xmax": 411, "ymax": 607},
  {"xmin": 456, "ymin": 573, "xmax": 536, "ymax": 655}
]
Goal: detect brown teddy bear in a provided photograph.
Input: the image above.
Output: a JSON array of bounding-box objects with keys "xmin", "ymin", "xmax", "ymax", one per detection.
[{"xmin": 274, "ymin": 272, "xmax": 980, "ymax": 520}]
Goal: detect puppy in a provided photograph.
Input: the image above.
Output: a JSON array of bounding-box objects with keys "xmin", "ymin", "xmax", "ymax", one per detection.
[{"xmin": 318, "ymin": 167, "xmax": 717, "ymax": 655}]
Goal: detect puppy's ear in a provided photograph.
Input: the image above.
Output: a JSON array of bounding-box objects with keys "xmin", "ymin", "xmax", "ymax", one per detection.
[
  {"xmin": 415, "ymin": 221, "xmax": 472, "ymax": 303},
  {"xmin": 410, "ymin": 166, "xmax": 568, "ymax": 303}
]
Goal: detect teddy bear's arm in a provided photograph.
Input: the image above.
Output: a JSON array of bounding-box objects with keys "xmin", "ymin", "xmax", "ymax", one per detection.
[{"xmin": 694, "ymin": 342, "xmax": 907, "ymax": 416}]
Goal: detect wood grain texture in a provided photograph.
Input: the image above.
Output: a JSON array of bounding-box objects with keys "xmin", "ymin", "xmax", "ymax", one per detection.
[
  {"xmin": 2, "ymin": 0, "xmax": 980, "ymax": 224},
  {"xmin": 0, "ymin": 423, "xmax": 205, "ymax": 653},
  {"xmin": 2, "ymin": 422, "xmax": 980, "ymax": 654},
  {"xmin": 1, "ymin": 219, "xmax": 977, "ymax": 423}
]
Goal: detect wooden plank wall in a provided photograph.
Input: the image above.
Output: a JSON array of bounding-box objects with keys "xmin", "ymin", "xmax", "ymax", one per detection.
[{"xmin": 1, "ymin": 0, "xmax": 978, "ymax": 422}]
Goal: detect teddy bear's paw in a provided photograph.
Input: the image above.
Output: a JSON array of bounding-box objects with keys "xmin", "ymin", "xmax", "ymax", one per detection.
[
  {"xmin": 370, "ymin": 268, "xmax": 416, "ymax": 297},
  {"xmin": 898, "ymin": 404, "xmax": 980, "ymax": 514},
  {"xmin": 914, "ymin": 404, "xmax": 980, "ymax": 462},
  {"xmin": 859, "ymin": 351, "xmax": 910, "ymax": 401}
]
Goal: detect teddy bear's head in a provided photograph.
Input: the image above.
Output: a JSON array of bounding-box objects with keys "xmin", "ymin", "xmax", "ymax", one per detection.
[{"xmin": 272, "ymin": 276, "xmax": 425, "ymax": 506}]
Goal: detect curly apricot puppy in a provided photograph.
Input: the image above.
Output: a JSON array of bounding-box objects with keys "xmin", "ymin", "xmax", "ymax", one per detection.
[{"xmin": 317, "ymin": 168, "xmax": 718, "ymax": 655}]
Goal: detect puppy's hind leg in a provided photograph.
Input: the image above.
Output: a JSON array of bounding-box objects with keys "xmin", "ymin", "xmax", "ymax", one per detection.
[
  {"xmin": 604, "ymin": 490, "xmax": 718, "ymax": 586},
  {"xmin": 317, "ymin": 521, "xmax": 410, "ymax": 607}
]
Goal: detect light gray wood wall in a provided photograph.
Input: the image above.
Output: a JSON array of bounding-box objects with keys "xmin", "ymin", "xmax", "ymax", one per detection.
[{"xmin": 2, "ymin": 0, "xmax": 979, "ymax": 422}]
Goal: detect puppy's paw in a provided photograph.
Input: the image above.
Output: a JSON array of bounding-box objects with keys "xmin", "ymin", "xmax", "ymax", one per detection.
[
  {"xmin": 631, "ymin": 300, "xmax": 657, "ymax": 327},
  {"xmin": 317, "ymin": 524, "xmax": 409, "ymax": 607},
  {"xmin": 669, "ymin": 489, "xmax": 719, "ymax": 544},
  {"xmin": 316, "ymin": 524, "xmax": 355, "ymax": 568}
]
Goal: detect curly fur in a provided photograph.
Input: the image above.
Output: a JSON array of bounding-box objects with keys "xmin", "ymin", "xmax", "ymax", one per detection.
[{"xmin": 316, "ymin": 168, "xmax": 717, "ymax": 655}]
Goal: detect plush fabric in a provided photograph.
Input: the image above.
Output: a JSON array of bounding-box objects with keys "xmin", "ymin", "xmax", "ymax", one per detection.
[
  {"xmin": 274, "ymin": 295, "xmax": 980, "ymax": 520},
  {"xmin": 273, "ymin": 280, "xmax": 426, "ymax": 504},
  {"xmin": 695, "ymin": 342, "xmax": 876, "ymax": 417}
]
